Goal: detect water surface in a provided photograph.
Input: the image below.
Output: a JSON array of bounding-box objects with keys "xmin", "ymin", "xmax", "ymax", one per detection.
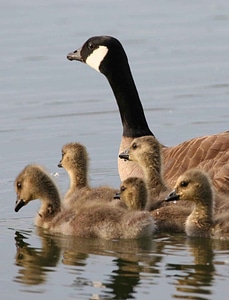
[{"xmin": 0, "ymin": 1, "xmax": 229, "ymax": 299}]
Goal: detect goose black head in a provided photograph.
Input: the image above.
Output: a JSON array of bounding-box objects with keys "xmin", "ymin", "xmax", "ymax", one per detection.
[{"xmin": 67, "ymin": 36, "xmax": 128, "ymax": 75}]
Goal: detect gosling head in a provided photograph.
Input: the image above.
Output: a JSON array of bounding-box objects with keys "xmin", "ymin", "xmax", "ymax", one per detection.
[
  {"xmin": 14, "ymin": 164, "xmax": 48, "ymax": 212},
  {"xmin": 119, "ymin": 136, "xmax": 161, "ymax": 161},
  {"xmin": 58, "ymin": 142, "xmax": 88, "ymax": 172},
  {"xmin": 166, "ymin": 168, "xmax": 213, "ymax": 206},
  {"xmin": 114, "ymin": 177, "xmax": 148, "ymax": 210}
]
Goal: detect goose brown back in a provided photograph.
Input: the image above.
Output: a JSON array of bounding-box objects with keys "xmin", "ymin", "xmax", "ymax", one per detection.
[{"xmin": 161, "ymin": 131, "xmax": 229, "ymax": 194}]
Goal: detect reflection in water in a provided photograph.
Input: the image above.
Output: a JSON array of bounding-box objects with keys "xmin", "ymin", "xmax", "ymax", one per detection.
[
  {"xmin": 54, "ymin": 234, "xmax": 160, "ymax": 299},
  {"xmin": 212, "ymin": 238, "xmax": 229, "ymax": 251},
  {"xmin": 14, "ymin": 229, "xmax": 226, "ymax": 300},
  {"xmin": 14, "ymin": 230, "xmax": 61, "ymax": 285},
  {"xmin": 166, "ymin": 238, "xmax": 215, "ymax": 300},
  {"xmin": 14, "ymin": 229, "xmax": 161, "ymax": 299},
  {"xmin": 105, "ymin": 258, "xmax": 141, "ymax": 299}
]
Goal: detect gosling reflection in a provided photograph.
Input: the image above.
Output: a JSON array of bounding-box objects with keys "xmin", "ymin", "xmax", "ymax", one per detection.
[
  {"xmin": 14, "ymin": 229, "xmax": 163, "ymax": 299},
  {"xmin": 212, "ymin": 238, "xmax": 229, "ymax": 251},
  {"xmin": 105, "ymin": 258, "xmax": 141, "ymax": 299},
  {"xmin": 167, "ymin": 238, "xmax": 215, "ymax": 299},
  {"xmin": 54, "ymin": 235, "xmax": 156, "ymax": 266},
  {"xmin": 60, "ymin": 237, "xmax": 160, "ymax": 300},
  {"xmin": 57, "ymin": 235, "xmax": 165, "ymax": 300},
  {"xmin": 14, "ymin": 230, "xmax": 61, "ymax": 285}
]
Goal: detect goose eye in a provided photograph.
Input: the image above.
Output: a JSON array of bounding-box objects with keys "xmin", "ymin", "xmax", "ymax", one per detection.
[
  {"xmin": 62, "ymin": 152, "xmax": 65, "ymax": 158},
  {"xmin": 132, "ymin": 143, "xmax": 137, "ymax": 150},
  {"xmin": 17, "ymin": 182, "xmax": 22, "ymax": 189},
  {"xmin": 88, "ymin": 42, "xmax": 94, "ymax": 50},
  {"xmin": 180, "ymin": 181, "xmax": 188, "ymax": 187}
]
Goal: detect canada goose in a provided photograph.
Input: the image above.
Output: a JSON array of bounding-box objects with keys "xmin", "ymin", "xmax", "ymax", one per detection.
[
  {"xmin": 166, "ymin": 168, "xmax": 229, "ymax": 239},
  {"xmin": 58, "ymin": 142, "xmax": 119, "ymax": 208},
  {"xmin": 15, "ymin": 164, "xmax": 155, "ymax": 239},
  {"xmin": 67, "ymin": 35, "xmax": 229, "ymax": 193},
  {"xmin": 115, "ymin": 176, "xmax": 190, "ymax": 233}
]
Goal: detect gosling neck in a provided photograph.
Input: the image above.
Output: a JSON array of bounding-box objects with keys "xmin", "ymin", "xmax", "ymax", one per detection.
[
  {"xmin": 38, "ymin": 186, "xmax": 61, "ymax": 220},
  {"xmin": 140, "ymin": 154, "xmax": 167, "ymax": 198},
  {"xmin": 186, "ymin": 198, "xmax": 213, "ymax": 238},
  {"xmin": 67, "ymin": 168, "xmax": 88, "ymax": 193}
]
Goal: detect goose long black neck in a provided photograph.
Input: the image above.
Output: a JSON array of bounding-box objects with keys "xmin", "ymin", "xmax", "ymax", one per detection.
[{"xmin": 100, "ymin": 51, "xmax": 154, "ymax": 138}]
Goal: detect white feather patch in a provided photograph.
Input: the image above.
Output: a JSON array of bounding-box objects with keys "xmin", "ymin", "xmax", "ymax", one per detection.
[{"xmin": 86, "ymin": 46, "xmax": 108, "ymax": 72}]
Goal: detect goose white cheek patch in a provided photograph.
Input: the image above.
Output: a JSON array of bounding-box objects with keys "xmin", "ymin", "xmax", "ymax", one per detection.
[{"xmin": 86, "ymin": 46, "xmax": 108, "ymax": 72}]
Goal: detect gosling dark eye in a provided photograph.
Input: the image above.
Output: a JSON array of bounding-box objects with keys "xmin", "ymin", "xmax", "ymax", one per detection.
[
  {"xmin": 180, "ymin": 181, "xmax": 189, "ymax": 187},
  {"xmin": 62, "ymin": 152, "xmax": 65, "ymax": 158},
  {"xmin": 121, "ymin": 186, "xmax": 126, "ymax": 192},
  {"xmin": 132, "ymin": 143, "xmax": 137, "ymax": 150},
  {"xmin": 88, "ymin": 42, "xmax": 94, "ymax": 50},
  {"xmin": 17, "ymin": 182, "xmax": 22, "ymax": 189}
]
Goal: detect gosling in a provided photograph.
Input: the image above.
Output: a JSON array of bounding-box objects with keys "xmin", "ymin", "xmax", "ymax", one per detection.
[
  {"xmin": 119, "ymin": 136, "xmax": 192, "ymax": 232},
  {"xmin": 58, "ymin": 142, "xmax": 118, "ymax": 208},
  {"xmin": 14, "ymin": 164, "xmax": 155, "ymax": 239},
  {"xmin": 166, "ymin": 168, "xmax": 229, "ymax": 240},
  {"xmin": 115, "ymin": 176, "xmax": 190, "ymax": 233}
]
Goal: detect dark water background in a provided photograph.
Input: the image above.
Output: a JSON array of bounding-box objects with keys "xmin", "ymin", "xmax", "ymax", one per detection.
[{"xmin": 0, "ymin": 1, "xmax": 229, "ymax": 299}]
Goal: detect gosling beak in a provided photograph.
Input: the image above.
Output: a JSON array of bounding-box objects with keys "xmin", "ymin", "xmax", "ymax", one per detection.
[
  {"xmin": 119, "ymin": 149, "xmax": 130, "ymax": 160},
  {"xmin": 15, "ymin": 197, "xmax": 26, "ymax": 212},
  {"xmin": 165, "ymin": 190, "xmax": 180, "ymax": 202},
  {"xmin": 67, "ymin": 47, "xmax": 84, "ymax": 62},
  {"xmin": 58, "ymin": 160, "xmax": 63, "ymax": 168},
  {"xmin": 113, "ymin": 192, "xmax": 120, "ymax": 200}
]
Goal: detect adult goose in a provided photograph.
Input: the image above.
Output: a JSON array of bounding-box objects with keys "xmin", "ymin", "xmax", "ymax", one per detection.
[
  {"xmin": 67, "ymin": 36, "xmax": 229, "ymax": 193},
  {"xmin": 14, "ymin": 164, "xmax": 155, "ymax": 239},
  {"xmin": 166, "ymin": 168, "xmax": 229, "ymax": 239}
]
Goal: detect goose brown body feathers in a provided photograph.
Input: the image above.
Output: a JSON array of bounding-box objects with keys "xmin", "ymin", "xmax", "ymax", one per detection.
[{"xmin": 162, "ymin": 131, "xmax": 229, "ymax": 194}]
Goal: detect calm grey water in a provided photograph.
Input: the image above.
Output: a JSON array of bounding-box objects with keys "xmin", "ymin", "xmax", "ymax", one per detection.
[{"xmin": 1, "ymin": 1, "xmax": 229, "ymax": 299}]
